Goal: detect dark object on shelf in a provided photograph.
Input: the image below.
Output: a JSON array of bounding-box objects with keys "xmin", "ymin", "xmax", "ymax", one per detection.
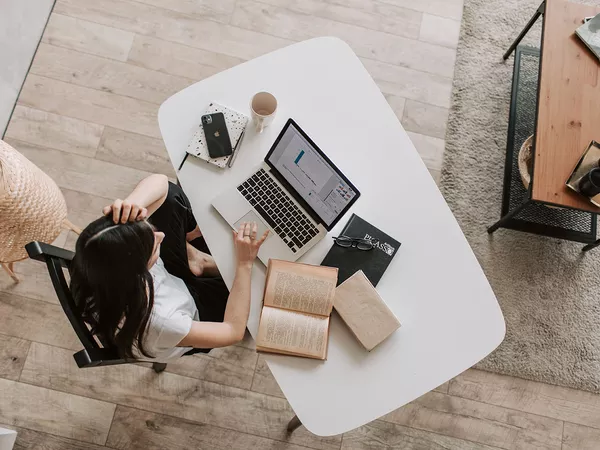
[
  {"xmin": 578, "ymin": 168, "xmax": 600, "ymax": 197},
  {"xmin": 487, "ymin": 46, "xmax": 596, "ymax": 244},
  {"xmin": 321, "ymin": 214, "xmax": 400, "ymax": 287},
  {"xmin": 566, "ymin": 141, "xmax": 600, "ymax": 205}
]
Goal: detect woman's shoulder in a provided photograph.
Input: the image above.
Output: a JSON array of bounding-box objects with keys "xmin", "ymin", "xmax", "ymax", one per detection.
[{"xmin": 148, "ymin": 257, "xmax": 167, "ymax": 285}]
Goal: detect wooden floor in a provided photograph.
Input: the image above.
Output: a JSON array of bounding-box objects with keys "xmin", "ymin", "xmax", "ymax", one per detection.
[{"xmin": 2, "ymin": 0, "xmax": 600, "ymax": 448}]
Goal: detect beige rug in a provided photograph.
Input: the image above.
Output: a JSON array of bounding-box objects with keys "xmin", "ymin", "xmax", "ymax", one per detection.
[{"xmin": 441, "ymin": 0, "xmax": 600, "ymax": 393}]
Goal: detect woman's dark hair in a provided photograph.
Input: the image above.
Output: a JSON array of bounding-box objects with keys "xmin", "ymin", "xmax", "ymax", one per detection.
[{"xmin": 69, "ymin": 215, "xmax": 156, "ymax": 359}]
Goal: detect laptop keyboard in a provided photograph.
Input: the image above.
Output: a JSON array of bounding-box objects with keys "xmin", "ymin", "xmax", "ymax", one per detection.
[{"xmin": 237, "ymin": 169, "xmax": 319, "ymax": 253}]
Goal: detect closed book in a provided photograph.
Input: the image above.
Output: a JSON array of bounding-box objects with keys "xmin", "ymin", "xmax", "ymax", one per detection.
[
  {"xmin": 321, "ymin": 214, "xmax": 400, "ymax": 286},
  {"xmin": 334, "ymin": 270, "xmax": 400, "ymax": 351}
]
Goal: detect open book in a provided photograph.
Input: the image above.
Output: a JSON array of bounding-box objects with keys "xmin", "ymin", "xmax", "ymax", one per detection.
[{"xmin": 256, "ymin": 259, "xmax": 338, "ymax": 360}]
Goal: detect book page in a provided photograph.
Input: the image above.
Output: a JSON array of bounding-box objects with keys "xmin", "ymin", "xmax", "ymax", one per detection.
[
  {"xmin": 256, "ymin": 306, "xmax": 329, "ymax": 359},
  {"xmin": 264, "ymin": 260, "xmax": 337, "ymax": 316}
]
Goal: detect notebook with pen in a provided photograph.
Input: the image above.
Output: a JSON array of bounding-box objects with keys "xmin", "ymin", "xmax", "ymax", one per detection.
[{"xmin": 184, "ymin": 102, "xmax": 249, "ymax": 169}]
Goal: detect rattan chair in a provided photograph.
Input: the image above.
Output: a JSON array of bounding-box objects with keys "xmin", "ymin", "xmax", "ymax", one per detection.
[{"xmin": 0, "ymin": 140, "xmax": 80, "ymax": 282}]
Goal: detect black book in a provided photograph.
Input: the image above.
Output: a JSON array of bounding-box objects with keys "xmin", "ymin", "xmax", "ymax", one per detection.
[{"xmin": 321, "ymin": 214, "xmax": 400, "ymax": 287}]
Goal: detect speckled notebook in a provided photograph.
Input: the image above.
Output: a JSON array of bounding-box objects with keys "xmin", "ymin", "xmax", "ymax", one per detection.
[{"xmin": 186, "ymin": 102, "xmax": 248, "ymax": 169}]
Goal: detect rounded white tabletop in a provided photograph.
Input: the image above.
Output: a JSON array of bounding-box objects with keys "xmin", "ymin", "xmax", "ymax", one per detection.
[{"xmin": 158, "ymin": 37, "xmax": 505, "ymax": 436}]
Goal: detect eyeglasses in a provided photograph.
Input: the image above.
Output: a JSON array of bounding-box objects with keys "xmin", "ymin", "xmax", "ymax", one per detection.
[{"xmin": 333, "ymin": 235, "xmax": 379, "ymax": 251}]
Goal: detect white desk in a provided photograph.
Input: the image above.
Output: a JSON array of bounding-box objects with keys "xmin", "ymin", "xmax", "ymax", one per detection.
[{"xmin": 158, "ymin": 37, "xmax": 505, "ymax": 437}]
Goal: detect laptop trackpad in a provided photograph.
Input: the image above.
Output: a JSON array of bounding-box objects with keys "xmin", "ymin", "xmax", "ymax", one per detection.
[{"xmin": 233, "ymin": 211, "xmax": 271, "ymax": 241}]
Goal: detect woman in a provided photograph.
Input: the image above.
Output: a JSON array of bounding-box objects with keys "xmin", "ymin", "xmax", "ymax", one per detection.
[{"xmin": 70, "ymin": 174, "xmax": 268, "ymax": 362}]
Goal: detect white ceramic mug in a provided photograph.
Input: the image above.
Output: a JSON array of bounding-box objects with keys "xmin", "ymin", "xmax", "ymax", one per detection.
[{"xmin": 251, "ymin": 92, "xmax": 277, "ymax": 133}]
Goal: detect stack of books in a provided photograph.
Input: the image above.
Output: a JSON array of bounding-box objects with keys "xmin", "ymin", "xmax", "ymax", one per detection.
[{"xmin": 256, "ymin": 215, "xmax": 402, "ymax": 359}]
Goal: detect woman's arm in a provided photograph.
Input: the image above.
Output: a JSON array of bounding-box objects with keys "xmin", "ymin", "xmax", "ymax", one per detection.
[
  {"xmin": 103, "ymin": 174, "xmax": 169, "ymax": 223},
  {"xmin": 178, "ymin": 222, "xmax": 269, "ymax": 348}
]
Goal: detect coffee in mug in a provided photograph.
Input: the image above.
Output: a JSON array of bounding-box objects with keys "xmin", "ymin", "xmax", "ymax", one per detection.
[{"xmin": 251, "ymin": 92, "xmax": 277, "ymax": 133}]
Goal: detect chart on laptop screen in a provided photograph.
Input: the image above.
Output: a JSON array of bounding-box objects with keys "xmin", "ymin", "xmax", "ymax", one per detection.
[{"xmin": 268, "ymin": 124, "xmax": 356, "ymax": 225}]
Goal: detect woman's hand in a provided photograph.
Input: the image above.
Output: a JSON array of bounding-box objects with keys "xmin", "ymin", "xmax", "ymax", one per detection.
[
  {"xmin": 103, "ymin": 199, "xmax": 148, "ymax": 224},
  {"xmin": 232, "ymin": 222, "xmax": 269, "ymax": 268}
]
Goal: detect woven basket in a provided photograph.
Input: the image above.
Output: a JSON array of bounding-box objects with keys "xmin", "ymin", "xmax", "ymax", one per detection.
[
  {"xmin": 0, "ymin": 140, "xmax": 67, "ymax": 263},
  {"xmin": 518, "ymin": 135, "xmax": 534, "ymax": 189}
]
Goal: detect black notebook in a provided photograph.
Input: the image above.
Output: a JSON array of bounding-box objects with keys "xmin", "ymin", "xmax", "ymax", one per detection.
[{"xmin": 321, "ymin": 214, "xmax": 400, "ymax": 287}]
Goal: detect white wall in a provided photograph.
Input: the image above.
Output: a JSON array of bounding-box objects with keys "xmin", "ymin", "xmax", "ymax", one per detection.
[{"xmin": 0, "ymin": 0, "xmax": 55, "ymax": 136}]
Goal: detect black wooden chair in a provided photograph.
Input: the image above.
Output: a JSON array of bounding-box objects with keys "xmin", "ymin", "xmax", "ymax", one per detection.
[
  {"xmin": 26, "ymin": 240, "xmax": 306, "ymax": 433},
  {"xmin": 25, "ymin": 241, "xmax": 167, "ymax": 373}
]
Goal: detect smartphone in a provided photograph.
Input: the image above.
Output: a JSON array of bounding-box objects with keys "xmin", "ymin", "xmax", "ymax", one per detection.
[{"xmin": 201, "ymin": 113, "xmax": 232, "ymax": 158}]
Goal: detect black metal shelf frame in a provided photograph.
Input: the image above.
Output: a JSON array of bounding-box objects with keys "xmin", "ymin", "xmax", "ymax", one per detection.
[{"xmin": 487, "ymin": 1, "xmax": 598, "ymax": 248}]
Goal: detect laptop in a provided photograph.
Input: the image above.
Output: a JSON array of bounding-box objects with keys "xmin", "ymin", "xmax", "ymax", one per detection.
[{"xmin": 212, "ymin": 118, "xmax": 360, "ymax": 265}]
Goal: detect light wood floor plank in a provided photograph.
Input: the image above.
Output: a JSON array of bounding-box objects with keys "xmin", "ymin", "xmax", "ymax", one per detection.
[
  {"xmin": 63, "ymin": 209, "xmax": 109, "ymax": 251},
  {"xmin": 30, "ymin": 43, "xmax": 193, "ymax": 105},
  {"xmin": 362, "ymin": 58, "xmax": 453, "ymax": 109},
  {"xmin": 54, "ymin": 0, "xmax": 293, "ymax": 60},
  {"xmin": 4, "ymin": 105, "xmax": 104, "ymax": 157},
  {"xmin": 0, "ymin": 379, "xmax": 115, "ymax": 445},
  {"xmin": 6, "ymin": 138, "xmax": 152, "ymax": 200},
  {"xmin": 133, "ymin": 0, "xmax": 236, "ymax": 24},
  {"xmin": 251, "ymin": 355, "xmax": 285, "ymax": 398},
  {"xmin": 377, "ymin": 0, "xmax": 463, "ymax": 21},
  {"xmin": 4, "ymin": 425, "xmax": 106, "ymax": 450},
  {"xmin": 255, "ymin": 0, "xmax": 422, "ymax": 40},
  {"xmin": 62, "ymin": 188, "xmax": 112, "ymax": 216},
  {"xmin": 231, "ymin": 0, "xmax": 455, "ymax": 78},
  {"xmin": 341, "ymin": 420, "xmax": 500, "ymax": 450},
  {"xmin": 0, "ymin": 292, "xmax": 80, "ymax": 351},
  {"xmin": 419, "ymin": 14, "xmax": 461, "ymax": 49},
  {"xmin": 401, "ymin": 99, "xmax": 448, "ymax": 139},
  {"xmin": 382, "ymin": 391, "xmax": 563, "ymax": 450},
  {"xmin": 21, "ymin": 343, "xmax": 342, "ymax": 450},
  {"xmin": 18, "ymin": 74, "xmax": 161, "ymax": 138},
  {"xmin": 406, "ymin": 131, "xmax": 445, "ymax": 172},
  {"xmin": 127, "ymin": 35, "xmax": 244, "ymax": 80},
  {"xmin": 63, "ymin": 189, "xmax": 113, "ymax": 241},
  {"xmin": 0, "ymin": 335, "xmax": 30, "ymax": 381},
  {"xmin": 383, "ymin": 94, "xmax": 406, "ymax": 122},
  {"xmin": 42, "ymin": 13, "xmax": 134, "ymax": 61},
  {"xmin": 164, "ymin": 345, "xmax": 258, "ymax": 390},
  {"xmin": 52, "ymin": 230, "xmax": 70, "ymax": 249},
  {"xmin": 107, "ymin": 405, "xmax": 315, "ymax": 450},
  {"xmin": 237, "ymin": 329, "xmax": 257, "ymax": 350},
  {"xmin": 97, "ymin": 127, "xmax": 176, "ymax": 177},
  {"xmin": 433, "ymin": 382, "xmax": 449, "ymax": 394},
  {"xmin": 0, "ymin": 259, "xmax": 61, "ymax": 305},
  {"xmin": 562, "ymin": 422, "xmax": 600, "ymax": 450},
  {"xmin": 428, "ymin": 168, "xmax": 441, "ymax": 185},
  {"xmin": 449, "ymin": 369, "xmax": 600, "ymax": 431}
]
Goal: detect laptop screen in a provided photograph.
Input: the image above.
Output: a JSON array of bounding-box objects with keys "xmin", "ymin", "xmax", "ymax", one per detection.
[{"xmin": 266, "ymin": 120, "xmax": 358, "ymax": 227}]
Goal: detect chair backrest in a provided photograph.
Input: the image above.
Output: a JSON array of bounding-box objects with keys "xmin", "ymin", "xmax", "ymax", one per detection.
[{"xmin": 25, "ymin": 241, "xmax": 128, "ymax": 368}]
